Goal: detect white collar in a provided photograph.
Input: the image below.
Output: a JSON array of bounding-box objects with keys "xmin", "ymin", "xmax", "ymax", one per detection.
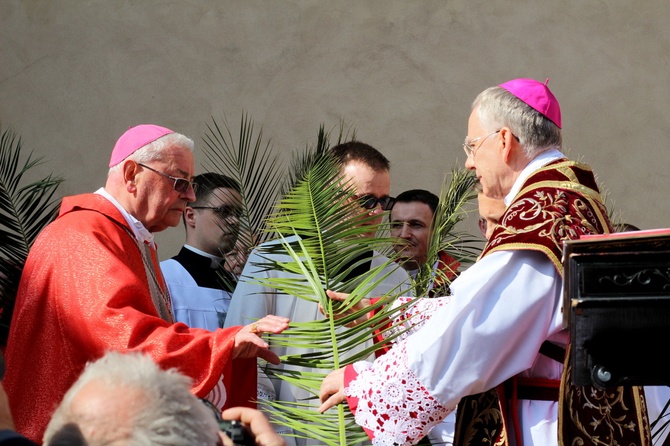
[
  {"xmin": 95, "ymin": 188, "xmax": 155, "ymax": 247},
  {"xmin": 504, "ymin": 148, "xmax": 565, "ymax": 206},
  {"xmin": 184, "ymin": 244, "xmax": 225, "ymax": 268}
]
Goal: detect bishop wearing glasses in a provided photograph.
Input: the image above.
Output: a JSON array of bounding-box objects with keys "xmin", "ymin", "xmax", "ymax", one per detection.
[{"xmin": 2, "ymin": 125, "xmax": 289, "ymax": 443}]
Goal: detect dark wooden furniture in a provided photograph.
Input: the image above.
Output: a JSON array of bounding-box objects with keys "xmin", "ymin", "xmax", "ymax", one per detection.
[{"xmin": 563, "ymin": 230, "xmax": 670, "ymax": 388}]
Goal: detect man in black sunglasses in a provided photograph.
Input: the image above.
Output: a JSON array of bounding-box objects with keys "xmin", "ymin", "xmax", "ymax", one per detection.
[
  {"xmin": 161, "ymin": 172, "xmax": 243, "ymax": 330},
  {"xmin": 224, "ymin": 141, "xmax": 412, "ymax": 445}
]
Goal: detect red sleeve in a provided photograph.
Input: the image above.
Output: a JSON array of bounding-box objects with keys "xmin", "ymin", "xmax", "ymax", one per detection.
[
  {"xmin": 3, "ymin": 199, "xmax": 257, "ymax": 441},
  {"xmin": 344, "ymin": 364, "xmax": 376, "ymax": 441},
  {"xmin": 368, "ymin": 297, "xmax": 393, "ymax": 358}
]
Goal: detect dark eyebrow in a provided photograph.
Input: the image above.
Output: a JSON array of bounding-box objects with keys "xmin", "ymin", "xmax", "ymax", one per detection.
[{"xmin": 391, "ymin": 219, "xmax": 426, "ymax": 226}]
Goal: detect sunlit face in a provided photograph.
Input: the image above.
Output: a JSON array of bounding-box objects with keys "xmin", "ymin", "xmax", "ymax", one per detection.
[
  {"xmin": 134, "ymin": 145, "xmax": 196, "ymax": 233},
  {"xmin": 189, "ymin": 187, "xmax": 242, "ymax": 256},
  {"xmin": 477, "ymin": 193, "xmax": 507, "ymax": 240},
  {"xmin": 464, "ymin": 108, "xmax": 509, "ymax": 200},
  {"xmin": 390, "ymin": 201, "xmax": 433, "ymax": 271},
  {"xmin": 341, "ymin": 161, "xmax": 391, "ymax": 238}
]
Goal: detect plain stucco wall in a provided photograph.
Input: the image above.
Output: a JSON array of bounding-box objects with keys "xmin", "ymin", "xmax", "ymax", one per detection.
[{"xmin": 1, "ymin": 1, "xmax": 668, "ymax": 259}]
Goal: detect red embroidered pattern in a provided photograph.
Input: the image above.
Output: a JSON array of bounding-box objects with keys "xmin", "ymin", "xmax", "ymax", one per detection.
[{"xmin": 345, "ymin": 342, "xmax": 454, "ymax": 445}]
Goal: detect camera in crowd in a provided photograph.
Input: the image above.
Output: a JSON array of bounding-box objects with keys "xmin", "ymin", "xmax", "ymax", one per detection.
[{"xmin": 218, "ymin": 419, "xmax": 255, "ymax": 446}]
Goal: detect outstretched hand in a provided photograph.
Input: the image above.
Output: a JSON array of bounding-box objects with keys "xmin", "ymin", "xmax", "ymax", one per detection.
[
  {"xmin": 318, "ymin": 290, "xmax": 372, "ymax": 328},
  {"xmin": 233, "ymin": 315, "xmax": 290, "ymax": 364},
  {"xmin": 318, "ymin": 367, "xmax": 347, "ymax": 413}
]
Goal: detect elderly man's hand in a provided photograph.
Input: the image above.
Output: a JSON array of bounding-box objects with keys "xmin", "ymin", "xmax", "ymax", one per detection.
[
  {"xmin": 318, "ymin": 290, "xmax": 372, "ymax": 328},
  {"xmin": 233, "ymin": 315, "xmax": 289, "ymax": 364},
  {"xmin": 220, "ymin": 407, "xmax": 285, "ymax": 446},
  {"xmin": 318, "ymin": 367, "xmax": 347, "ymax": 413}
]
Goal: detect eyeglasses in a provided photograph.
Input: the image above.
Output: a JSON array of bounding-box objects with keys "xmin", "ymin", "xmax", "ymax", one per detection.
[
  {"xmin": 191, "ymin": 205, "xmax": 242, "ymax": 219},
  {"xmin": 463, "ymin": 130, "xmax": 500, "ymax": 158},
  {"xmin": 137, "ymin": 163, "xmax": 197, "ymax": 194},
  {"xmin": 356, "ymin": 194, "xmax": 396, "ymax": 211}
]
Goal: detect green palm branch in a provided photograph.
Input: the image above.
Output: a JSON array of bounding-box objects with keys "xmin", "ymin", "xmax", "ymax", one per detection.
[
  {"xmin": 281, "ymin": 121, "xmax": 356, "ymax": 198},
  {"xmin": 253, "ymin": 153, "xmax": 417, "ymax": 445},
  {"xmin": 0, "ymin": 125, "xmax": 64, "ymax": 344},
  {"xmin": 198, "ymin": 114, "xmax": 480, "ymax": 444},
  {"xmin": 411, "ymin": 168, "xmax": 480, "ymax": 297},
  {"xmin": 201, "ymin": 113, "xmax": 284, "ymax": 250}
]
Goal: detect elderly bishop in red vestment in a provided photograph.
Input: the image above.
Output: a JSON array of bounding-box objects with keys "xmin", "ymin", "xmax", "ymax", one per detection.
[{"xmin": 3, "ymin": 125, "xmax": 289, "ymax": 443}]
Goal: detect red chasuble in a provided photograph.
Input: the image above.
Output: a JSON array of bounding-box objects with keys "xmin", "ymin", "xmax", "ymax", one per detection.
[{"xmin": 3, "ymin": 194, "xmax": 255, "ymax": 443}]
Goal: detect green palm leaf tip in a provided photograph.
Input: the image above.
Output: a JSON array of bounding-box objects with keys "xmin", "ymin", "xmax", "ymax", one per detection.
[
  {"xmin": 409, "ymin": 167, "xmax": 480, "ymax": 298},
  {"xmin": 281, "ymin": 120, "xmax": 356, "ymax": 198},
  {"xmin": 255, "ymin": 154, "xmax": 413, "ymax": 445},
  {"xmin": 201, "ymin": 112, "xmax": 284, "ymax": 251},
  {"xmin": 0, "ymin": 125, "xmax": 63, "ymax": 345}
]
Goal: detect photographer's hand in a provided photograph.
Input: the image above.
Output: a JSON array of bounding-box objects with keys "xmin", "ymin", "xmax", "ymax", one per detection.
[{"xmin": 220, "ymin": 407, "xmax": 285, "ymax": 446}]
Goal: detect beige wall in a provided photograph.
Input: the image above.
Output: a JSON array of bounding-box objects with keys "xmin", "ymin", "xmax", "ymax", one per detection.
[{"xmin": 2, "ymin": 1, "xmax": 668, "ymax": 259}]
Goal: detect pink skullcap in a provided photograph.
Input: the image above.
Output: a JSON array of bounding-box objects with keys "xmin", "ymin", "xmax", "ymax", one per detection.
[
  {"xmin": 109, "ymin": 124, "xmax": 174, "ymax": 167},
  {"xmin": 499, "ymin": 78, "xmax": 562, "ymax": 128}
]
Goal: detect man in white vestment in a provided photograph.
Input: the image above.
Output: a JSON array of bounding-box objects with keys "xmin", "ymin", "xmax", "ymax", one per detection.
[{"xmin": 319, "ymin": 79, "xmax": 649, "ymax": 446}]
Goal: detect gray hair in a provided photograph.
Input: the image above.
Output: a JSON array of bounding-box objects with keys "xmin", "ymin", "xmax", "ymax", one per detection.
[
  {"xmin": 472, "ymin": 86, "xmax": 562, "ymax": 157},
  {"xmin": 108, "ymin": 132, "xmax": 195, "ymax": 176},
  {"xmin": 43, "ymin": 351, "xmax": 220, "ymax": 446}
]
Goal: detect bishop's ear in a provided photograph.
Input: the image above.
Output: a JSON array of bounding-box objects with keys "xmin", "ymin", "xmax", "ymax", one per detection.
[
  {"xmin": 499, "ymin": 127, "xmax": 518, "ymax": 163},
  {"xmin": 122, "ymin": 160, "xmax": 141, "ymax": 192}
]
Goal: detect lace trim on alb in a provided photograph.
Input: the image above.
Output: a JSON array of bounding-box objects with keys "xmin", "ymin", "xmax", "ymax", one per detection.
[
  {"xmin": 345, "ymin": 342, "xmax": 454, "ymax": 446},
  {"xmin": 382, "ymin": 296, "xmax": 451, "ymax": 344}
]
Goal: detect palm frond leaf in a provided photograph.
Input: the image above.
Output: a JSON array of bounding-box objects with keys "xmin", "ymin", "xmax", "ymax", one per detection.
[
  {"xmin": 0, "ymin": 125, "xmax": 63, "ymax": 343},
  {"xmin": 201, "ymin": 113, "xmax": 284, "ymax": 250},
  {"xmin": 252, "ymin": 154, "xmax": 415, "ymax": 444},
  {"xmin": 407, "ymin": 167, "xmax": 479, "ymax": 297},
  {"xmin": 280, "ymin": 120, "xmax": 356, "ymax": 197}
]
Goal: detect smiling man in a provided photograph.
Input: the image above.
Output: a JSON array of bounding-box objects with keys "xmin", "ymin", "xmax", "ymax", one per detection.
[
  {"xmin": 3, "ymin": 125, "xmax": 289, "ymax": 442},
  {"xmin": 390, "ymin": 189, "xmax": 437, "ymax": 274}
]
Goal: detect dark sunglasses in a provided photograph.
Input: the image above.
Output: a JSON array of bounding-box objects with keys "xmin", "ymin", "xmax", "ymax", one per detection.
[
  {"xmin": 356, "ymin": 194, "xmax": 396, "ymax": 211},
  {"xmin": 137, "ymin": 163, "xmax": 197, "ymax": 194},
  {"xmin": 191, "ymin": 205, "xmax": 242, "ymax": 219}
]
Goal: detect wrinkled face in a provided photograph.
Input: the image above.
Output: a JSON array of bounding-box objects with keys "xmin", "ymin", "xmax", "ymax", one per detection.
[
  {"xmin": 134, "ymin": 145, "xmax": 196, "ymax": 233},
  {"xmin": 189, "ymin": 187, "xmax": 243, "ymax": 256},
  {"xmin": 464, "ymin": 108, "xmax": 509, "ymax": 200},
  {"xmin": 390, "ymin": 201, "xmax": 433, "ymax": 270},
  {"xmin": 477, "ymin": 193, "xmax": 507, "ymax": 240},
  {"xmin": 341, "ymin": 161, "xmax": 391, "ymax": 237}
]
